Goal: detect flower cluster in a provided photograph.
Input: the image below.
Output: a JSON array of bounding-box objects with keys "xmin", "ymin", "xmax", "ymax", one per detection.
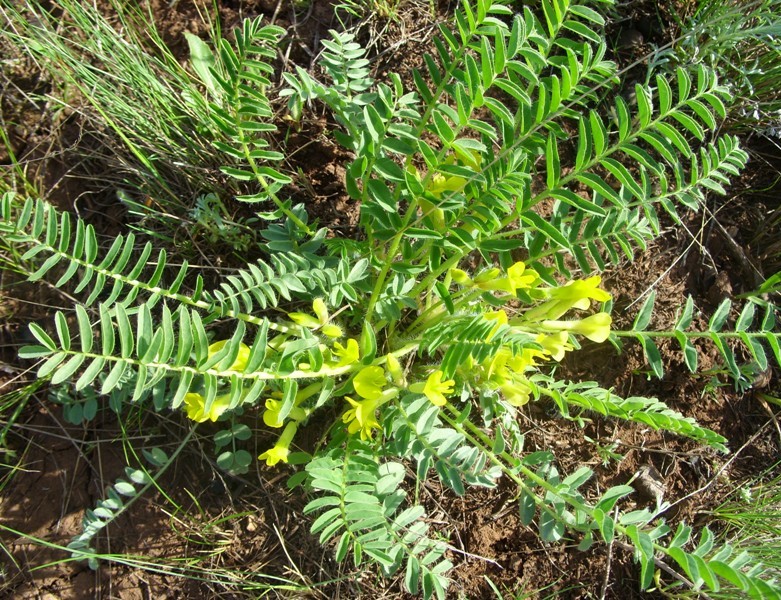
[
  {"xmin": 524, "ymin": 276, "xmax": 612, "ymax": 321},
  {"xmin": 447, "ymin": 266, "xmax": 613, "ymax": 407},
  {"xmin": 185, "ymin": 272, "xmax": 612, "ymax": 469},
  {"xmin": 513, "ymin": 275, "xmax": 612, "ymax": 344},
  {"xmin": 342, "ymin": 365, "xmax": 399, "ymax": 440},
  {"xmin": 258, "ymin": 300, "xmax": 369, "ymax": 465},
  {"xmin": 453, "ymin": 264, "xmax": 613, "ymax": 345},
  {"xmin": 452, "ymin": 261, "xmax": 540, "ymax": 296},
  {"xmin": 480, "ymin": 346, "xmax": 541, "ymax": 406}
]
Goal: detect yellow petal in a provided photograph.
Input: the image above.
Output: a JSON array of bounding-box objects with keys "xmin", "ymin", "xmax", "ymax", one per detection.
[
  {"xmin": 258, "ymin": 422, "xmax": 298, "ymax": 466},
  {"xmin": 207, "ymin": 340, "xmax": 251, "ymax": 372},
  {"xmin": 574, "ymin": 313, "xmax": 612, "ymax": 343},
  {"xmin": 333, "ymin": 338, "xmax": 360, "ymax": 367},
  {"xmin": 313, "ymin": 298, "xmax": 329, "ymax": 324},
  {"xmin": 206, "ymin": 394, "xmax": 232, "ymax": 422},
  {"xmin": 353, "ymin": 366, "xmax": 386, "ymax": 400},
  {"xmin": 258, "ymin": 446, "xmax": 289, "ymax": 466},
  {"xmin": 422, "ymin": 370, "xmax": 454, "ymax": 407},
  {"xmin": 500, "ymin": 380, "xmax": 531, "ymax": 407},
  {"xmin": 536, "ymin": 332, "xmax": 573, "ymax": 362},
  {"xmin": 183, "ymin": 392, "xmax": 208, "ymax": 423}
]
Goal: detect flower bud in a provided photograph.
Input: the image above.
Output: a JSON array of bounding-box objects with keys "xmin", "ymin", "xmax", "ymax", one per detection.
[
  {"xmin": 385, "ymin": 353, "xmax": 406, "ymax": 387},
  {"xmin": 541, "ymin": 312, "xmax": 612, "ymax": 343},
  {"xmin": 450, "ymin": 268, "xmax": 473, "ymax": 286}
]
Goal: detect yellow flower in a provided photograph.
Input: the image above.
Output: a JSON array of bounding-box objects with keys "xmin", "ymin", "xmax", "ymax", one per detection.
[
  {"xmin": 353, "ymin": 366, "xmax": 386, "ymax": 400},
  {"xmin": 427, "ymin": 172, "xmax": 468, "ymax": 196},
  {"xmin": 421, "ymin": 150, "xmax": 480, "ymax": 199},
  {"xmin": 342, "ymin": 396, "xmax": 382, "ymax": 440},
  {"xmin": 541, "ymin": 312, "xmax": 612, "ymax": 343},
  {"xmin": 500, "ymin": 379, "xmax": 532, "ymax": 407},
  {"xmin": 258, "ymin": 444, "xmax": 289, "ymax": 466},
  {"xmin": 410, "ymin": 370, "xmax": 455, "ymax": 407},
  {"xmin": 506, "ymin": 346, "xmax": 547, "ymax": 371},
  {"xmin": 552, "ymin": 276, "xmax": 611, "ymax": 303},
  {"xmin": 183, "ymin": 392, "xmax": 232, "ymax": 423},
  {"xmin": 536, "ymin": 332, "xmax": 574, "ymax": 361},
  {"xmin": 263, "ymin": 398, "xmax": 307, "ymax": 428},
  {"xmin": 262, "ymin": 382, "xmax": 319, "ymax": 428},
  {"xmin": 258, "ymin": 421, "xmax": 298, "ymax": 466},
  {"xmin": 207, "ymin": 340, "xmax": 251, "ymax": 372},
  {"xmin": 484, "ymin": 347, "xmax": 511, "ymax": 382},
  {"xmin": 526, "ymin": 276, "xmax": 611, "ymax": 320},
  {"xmin": 471, "ymin": 263, "xmax": 539, "ymax": 295},
  {"xmin": 574, "ymin": 312, "xmax": 612, "ymax": 343},
  {"xmin": 506, "ymin": 261, "xmax": 539, "ymax": 293},
  {"xmin": 332, "ymin": 338, "xmax": 360, "ymax": 367},
  {"xmin": 483, "ymin": 344, "xmax": 544, "ymax": 383}
]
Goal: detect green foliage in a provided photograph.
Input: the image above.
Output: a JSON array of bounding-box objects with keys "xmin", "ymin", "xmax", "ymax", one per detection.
[
  {"xmin": 660, "ymin": 523, "xmax": 781, "ymax": 597},
  {"xmin": 0, "ymin": 1, "xmax": 300, "ymax": 244},
  {"xmin": 214, "ymin": 423, "xmax": 253, "ymax": 475},
  {"xmin": 670, "ymin": 0, "xmax": 781, "ymax": 136},
  {"xmin": 0, "ymin": 194, "xmax": 362, "ymax": 322},
  {"xmin": 2, "ymin": 0, "xmax": 779, "ymax": 597},
  {"xmin": 388, "ymin": 395, "xmax": 502, "ymax": 492},
  {"xmin": 622, "ymin": 292, "xmax": 781, "ymax": 390},
  {"xmin": 709, "ymin": 461, "xmax": 781, "ymax": 593},
  {"xmin": 68, "ymin": 446, "xmax": 172, "ymax": 570},
  {"xmin": 0, "ymin": 379, "xmax": 44, "ymax": 474},
  {"xmin": 306, "ymin": 440, "xmax": 451, "ymax": 598},
  {"xmin": 534, "ymin": 376, "xmax": 729, "ymax": 452}
]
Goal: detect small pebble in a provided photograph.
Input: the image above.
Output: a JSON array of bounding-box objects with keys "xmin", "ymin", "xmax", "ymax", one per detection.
[
  {"xmin": 633, "ymin": 463, "xmax": 665, "ymax": 506},
  {"xmin": 618, "ymin": 28, "xmax": 644, "ymax": 49}
]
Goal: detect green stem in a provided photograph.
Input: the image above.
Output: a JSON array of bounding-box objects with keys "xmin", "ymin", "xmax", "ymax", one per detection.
[
  {"xmin": 8, "ymin": 224, "xmax": 292, "ymax": 333},
  {"xmin": 227, "ymin": 43, "xmax": 311, "ymax": 234},
  {"xmin": 614, "ymin": 329, "xmax": 775, "ymax": 341},
  {"xmin": 441, "ymin": 404, "xmax": 608, "ymax": 530},
  {"xmin": 440, "ymin": 400, "xmax": 695, "ymax": 582},
  {"xmin": 238, "ymin": 135, "xmax": 311, "ymax": 235},
  {"xmin": 41, "ymin": 343, "xmax": 422, "ymax": 389},
  {"xmin": 404, "ymin": 287, "xmax": 484, "ymax": 338},
  {"xmin": 364, "ymin": 9, "xmax": 487, "ymax": 323},
  {"xmin": 438, "ymin": 404, "xmax": 584, "ymax": 527}
]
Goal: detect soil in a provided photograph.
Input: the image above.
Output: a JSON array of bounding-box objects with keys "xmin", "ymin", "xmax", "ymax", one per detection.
[{"xmin": 1, "ymin": 1, "xmax": 780, "ymax": 599}]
